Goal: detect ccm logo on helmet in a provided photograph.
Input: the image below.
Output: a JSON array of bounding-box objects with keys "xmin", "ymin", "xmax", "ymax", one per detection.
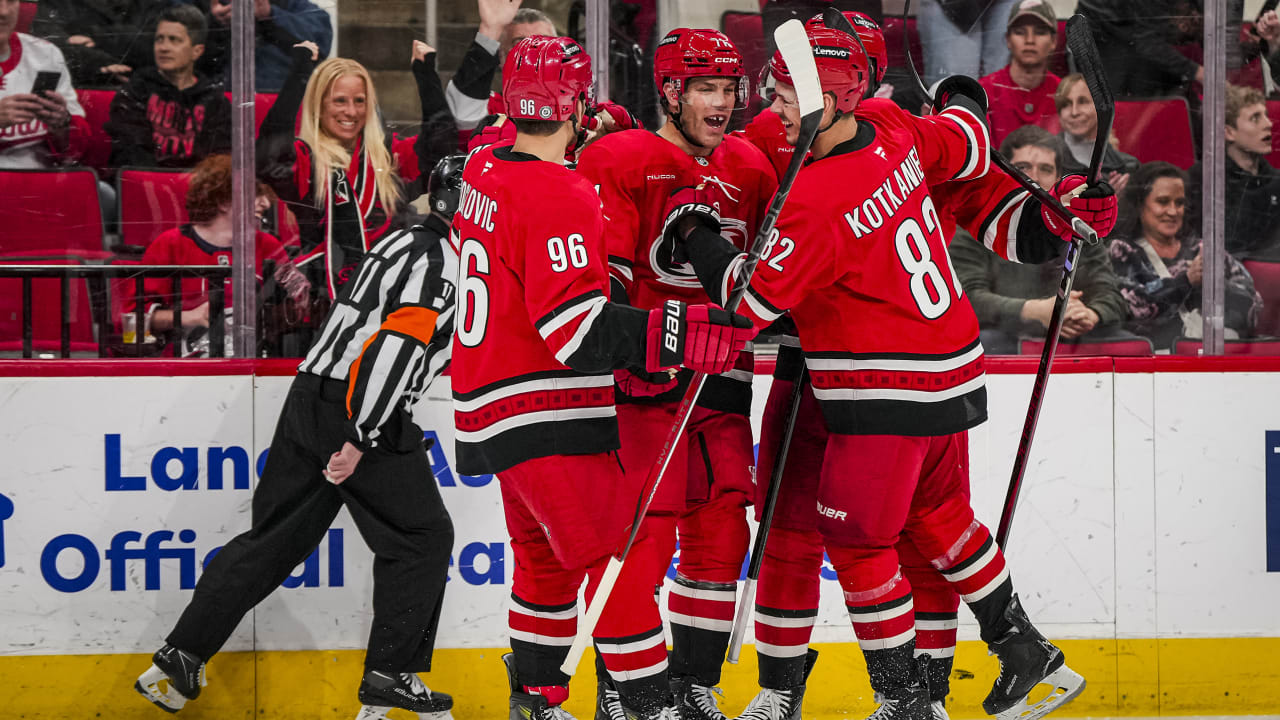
[
  {"xmin": 813, "ymin": 45, "xmax": 852, "ymax": 59},
  {"xmin": 714, "ymin": 57, "xmax": 736, "ymax": 64}
]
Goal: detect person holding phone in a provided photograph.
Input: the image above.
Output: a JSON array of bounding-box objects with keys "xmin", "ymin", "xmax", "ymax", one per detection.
[{"xmin": 0, "ymin": 0, "xmax": 88, "ymax": 170}]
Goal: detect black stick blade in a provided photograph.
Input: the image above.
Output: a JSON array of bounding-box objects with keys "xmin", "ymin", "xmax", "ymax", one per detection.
[{"xmin": 1065, "ymin": 14, "xmax": 1115, "ymax": 182}]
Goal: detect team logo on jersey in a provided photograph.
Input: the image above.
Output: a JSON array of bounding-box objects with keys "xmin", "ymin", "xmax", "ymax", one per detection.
[
  {"xmin": 217, "ymin": 255, "xmax": 230, "ymax": 266},
  {"xmin": 649, "ymin": 215, "xmax": 748, "ymax": 288},
  {"xmin": 334, "ymin": 177, "xmax": 351, "ymax": 205},
  {"xmin": 699, "ymin": 175, "xmax": 743, "ymax": 202}
]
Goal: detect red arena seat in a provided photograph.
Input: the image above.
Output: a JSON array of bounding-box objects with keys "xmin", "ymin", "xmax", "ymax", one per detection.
[
  {"xmin": 1113, "ymin": 98, "xmax": 1196, "ymax": 169},
  {"xmin": 75, "ymin": 88, "xmax": 116, "ymax": 174},
  {"xmin": 1019, "ymin": 337, "xmax": 1155, "ymax": 356},
  {"xmin": 721, "ymin": 12, "xmax": 767, "ymax": 85},
  {"xmin": 16, "ymin": 1, "xmax": 36, "ymax": 33},
  {"xmin": 882, "ymin": 16, "xmax": 924, "ymax": 78},
  {"xmin": 1173, "ymin": 338, "xmax": 1280, "ymax": 356},
  {"xmin": 116, "ymin": 168, "xmax": 192, "ymax": 252},
  {"xmin": 0, "ymin": 168, "xmax": 108, "ymax": 259},
  {"xmin": 224, "ymin": 91, "xmax": 281, "ymax": 134},
  {"xmin": 0, "ymin": 259, "xmax": 99, "ymax": 356},
  {"xmin": 1267, "ymin": 102, "xmax": 1280, "ymax": 170},
  {"xmin": 1242, "ymin": 259, "xmax": 1280, "ymax": 337}
]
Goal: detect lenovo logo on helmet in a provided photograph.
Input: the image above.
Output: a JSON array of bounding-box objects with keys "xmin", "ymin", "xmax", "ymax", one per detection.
[
  {"xmin": 813, "ymin": 45, "xmax": 851, "ymax": 59},
  {"xmin": 658, "ymin": 34, "xmax": 679, "ymax": 47}
]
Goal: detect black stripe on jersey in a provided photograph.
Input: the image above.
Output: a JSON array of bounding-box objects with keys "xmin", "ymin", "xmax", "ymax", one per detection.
[
  {"xmin": 533, "ymin": 289, "xmax": 606, "ymax": 332},
  {"xmin": 673, "ymin": 575, "xmax": 736, "ymax": 592},
  {"xmin": 976, "ymin": 188, "xmax": 1025, "ymax": 254},
  {"xmin": 846, "ymin": 592, "xmax": 913, "ymax": 616},
  {"xmin": 818, "ymin": 385, "xmax": 987, "ymax": 437},
  {"xmin": 804, "ymin": 337, "xmax": 982, "ymax": 364},
  {"xmin": 511, "ymin": 593, "xmax": 578, "ymax": 614},
  {"xmin": 941, "ymin": 535, "xmax": 995, "ymax": 577},
  {"xmin": 451, "ymin": 367, "xmax": 604, "ymax": 402},
  {"xmin": 607, "ymin": 255, "xmax": 634, "ymax": 270},
  {"xmin": 746, "ymin": 286, "xmax": 784, "ymax": 319},
  {"xmin": 594, "ymin": 625, "xmax": 665, "ymax": 646},
  {"xmin": 773, "ymin": 343, "xmax": 805, "ymax": 382},
  {"xmin": 915, "ymin": 611, "xmax": 959, "ymax": 622},
  {"xmin": 456, "ymin": 415, "xmax": 620, "ymax": 476},
  {"xmin": 755, "ymin": 605, "xmax": 820, "ymax": 619}
]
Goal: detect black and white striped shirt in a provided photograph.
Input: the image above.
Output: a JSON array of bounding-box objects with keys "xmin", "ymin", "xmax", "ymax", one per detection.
[{"xmin": 299, "ymin": 220, "xmax": 458, "ymax": 449}]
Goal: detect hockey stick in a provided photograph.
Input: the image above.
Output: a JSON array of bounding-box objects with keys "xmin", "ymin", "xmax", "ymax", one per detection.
[
  {"xmin": 995, "ymin": 14, "xmax": 1115, "ymax": 548},
  {"xmin": 727, "ymin": 365, "xmax": 808, "ymax": 663},
  {"xmin": 558, "ymin": 19, "xmax": 825, "ymax": 678}
]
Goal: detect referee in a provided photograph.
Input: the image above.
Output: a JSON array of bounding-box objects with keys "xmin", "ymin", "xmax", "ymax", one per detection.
[{"xmin": 135, "ymin": 157, "xmax": 466, "ymax": 719}]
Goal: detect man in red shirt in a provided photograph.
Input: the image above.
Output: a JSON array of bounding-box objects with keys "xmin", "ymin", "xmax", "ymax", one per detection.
[{"xmin": 978, "ymin": 0, "xmax": 1060, "ymax": 146}]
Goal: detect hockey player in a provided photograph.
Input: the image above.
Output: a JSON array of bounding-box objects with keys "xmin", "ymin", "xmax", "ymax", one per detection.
[
  {"xmin": 134, "ymin": 154, "xmax": 467, "ymax": 720},
  {"xmin": 668, "ymin": 23, "xmax": 1089, "ymax": 720},
  {"xmin": 448, "ymin": 35, "xmax": 755, "ymax": 720},
  {"xmin": 574, "ymin": 28, "xmax": 779, "ymax": 720}
]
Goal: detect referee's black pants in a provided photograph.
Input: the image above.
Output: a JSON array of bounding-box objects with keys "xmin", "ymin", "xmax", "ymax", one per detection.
[{"xmin": 167, "ymin": 373, "xmax": 455, "ymax": 672}]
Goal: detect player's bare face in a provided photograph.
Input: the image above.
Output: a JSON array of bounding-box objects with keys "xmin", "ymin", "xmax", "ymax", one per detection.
[
  {"xmin": 1010, "ymin": 145, "xmax": 1058, "ymax": 190},
  {"xmin": 1140, "ymin": 176, "xmax": 1186, "ymax": 243},
  {"xmin": 321, "ymin": 74, "xmax": 368, "ymax": 149},
  {"xmin": 1227, "ymin": 102, "xmax": 1274, "ymax": 156},
  {"xmin": 1006, "ymin": 22, "xmax": 1054, "ymax": 69},
  {"xmin": 768, "ymin": 80, "xmax": 802, "ymax": 146},
  {"xmin": 1059, "ymin": 79, "xmax": 1097, "ymax": 141},
  {"xmin": 676, "ymin": 77, "xmax": 737, "ymax": 146}
]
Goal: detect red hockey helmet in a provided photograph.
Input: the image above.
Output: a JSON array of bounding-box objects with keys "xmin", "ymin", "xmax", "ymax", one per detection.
[
  {"xmin": 653, "ymin": 28, "xmax": 750, "ymax": 109},
  {"xmin": 805, "ymin": 11, "xmax": 887, "ymax": 83},
  {"xmin": 502, "ymin": 36, "xmax": 594, "ymax": 122},
  {"xmin": 764, "ymin": 24, "xmax": 868, "ymax": 113}
]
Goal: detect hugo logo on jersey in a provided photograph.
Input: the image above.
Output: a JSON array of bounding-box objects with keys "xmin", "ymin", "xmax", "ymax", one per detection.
[
  {"xmin": 457, "ymin": 179, "xmax": 498, "ymax": 233},
  {"xmin": 842, "ymin": 147, "xmax": 926, "ymax": 239}
]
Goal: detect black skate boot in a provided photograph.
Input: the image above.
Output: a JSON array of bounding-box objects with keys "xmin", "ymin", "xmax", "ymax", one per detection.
[
  {"xmin": 356, "ymin": 669, "xmax": 454, "ymax": 720},
  {"xmin": 504, "ymin": 652, "xmax": 578, "ymax": 720},
  {"xmin": 982, "ymin": 595, "xmax": 1085, "ymax": 719},
  {"xmin": 920, "ymin": 653, "xmax": 952, "ymax": 720},
  {"xmin": 736, "ymin": 648, "xmax": 818, "ymax": 720},
  {"xmin": 134, "ymin": 644, "xmax": 207, "ymax": 713},
  {"xmin": 672, "ymin": 676, "xmax": 726, "ymax": 720},
  {"xmin": 862, "ymin": 648, "xmax": 931, "ymax": 720},
  {"xmin": 595, "ymin": 673, "xmax": 627, "ymax": 720}
]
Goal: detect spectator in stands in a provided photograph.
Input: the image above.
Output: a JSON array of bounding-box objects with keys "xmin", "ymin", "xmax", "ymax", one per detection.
[
  {"xmin": 258, "ymin": 41, "xmax": 452, "ymax": 302},
  {"xmin": 130, "ymin": 153, "xmax": 308, "ymax": 356},
  {"xmin": 179, "ymin": 0, "xmax": 332, "ymax": 92},
  {"xmin": 918, "ymin": 0, "xmax": 1019, "ymax": 85},
  {"xmin": 1249, "ymin": 7, "xmax": 1280, "ymax": 88},
  {"xmin": 950, "ymin": 125, "xmax": 1131, "ymax": 354},
  {"xmin": 31, "ymin": 0, "xmax": 169, "ymax": 87},
  {"xmin": 1111, "ymin": 161, "xmax": 1261, "ymax": 351},
  {"xmin": 1189, "ymin": 85, "xmax": 1280, "ymax": 262},
  {"xmin": 1056, "ymin": 72, "xmax": 1138, "ymax": 195},
  {"xmin": 979, "ymin": 0, "xmax": 1059, "ymax": 147},
  {"xmin": 0, "ymin": 0, "xmax": 88, "ymax": 170},
  {"xmin": 1076, "ymin": 0, "xmax": 1204, "ymax": 99},
  {"xmin": 445, "ymin": 0, "xmax": 555, "ymax": 134},
  {"xmin": 105, "ymin": 5, "xmax": 231, "ymax": 170}
]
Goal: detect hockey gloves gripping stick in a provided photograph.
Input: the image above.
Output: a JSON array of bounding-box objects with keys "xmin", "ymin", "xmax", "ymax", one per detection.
[
  {"xmin": 645, "ymin": 300, "xmax": 754, "ymax": 376},
  {"xmin": 1043, "ymin": 175, "xmax": 1118, "ymax": 242},
  {"xmin": 662, "ymin": 185, "xmax": 722, "ymax": 264},
  {"xmin": 997, "ymin": 14, "xmax": 1116, "ymax": 549},
  {"xmin": 558, "ymin": 19, "xmax": 825, "ymax": 678}
]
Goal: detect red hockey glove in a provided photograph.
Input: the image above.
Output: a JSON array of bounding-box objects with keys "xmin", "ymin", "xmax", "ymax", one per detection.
[
  {"xmin": 614, "ymin": 367, "xmax": 678, "ymax": 397},
  {"xmin": 645, "ymin": 300, "xmax": 754, "ymax": 375},
  {"xmin": 467, "ymin": 118, "xmax": 516, "ymax": 152},
  {"xmin": 662, "ymin": 185, "xmax": 721, "ymax": 263},
  {"xmin": 584, "ymin": 101, "xmax": 640, "ymax": 132},
  {"xmin": 1043, "ymin": 175, "xmax": 1117, "ymax": 241}
]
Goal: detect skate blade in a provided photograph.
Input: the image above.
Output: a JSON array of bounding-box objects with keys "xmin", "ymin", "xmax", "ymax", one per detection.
[
  {"xmin": 135, "ymin": 665, "xmax": 188, "ymax": 713},
  {"xmin": 354, "ymin": 706, "xmax": 454, "ymax": 720},
  {"xmin": 994, "ymin": 664, "xmax": 1086, "ymax": 720}
]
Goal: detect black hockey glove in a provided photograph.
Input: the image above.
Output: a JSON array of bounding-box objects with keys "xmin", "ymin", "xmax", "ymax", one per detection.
[
  {"xmin": 930, "ymin": 74, "xmax": 989, "ymax": 117},
  {"xmin": 661, "ymin": 185, "xmax": 722, "ymax": 264}
]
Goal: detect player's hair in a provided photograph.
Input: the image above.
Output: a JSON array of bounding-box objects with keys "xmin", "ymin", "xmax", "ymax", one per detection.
[
  {"xmin": 999, "ymin": 124, "xmax": 1064, "ymax": 176},
  {"xmin": 157, "ymin": 4, "xmax": 208, "ymax": 47},
  {"xmin": 511, "ymin": 118, "xmax": 565, "ymax": 137},
  {"xmin": 1226, "ymin": 84, "xmax": 1266, "ymax": 129},
  {"xmin": 298, "ymin": 57, "xmax": 401, "ymax": 215},
  {"xmin": 511, "ymin": 8, "xmax": 556, "ymax": 32},
  {"xmin": 1114, "ymin": 161, "xmax": 1190, "ymax": 241},
  {"xmin": 185, "ymin": 154, "xmax": 275, "ymax": 223}
]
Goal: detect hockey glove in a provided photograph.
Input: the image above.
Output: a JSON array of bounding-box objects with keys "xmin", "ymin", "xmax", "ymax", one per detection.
[
  {"xmin": 645, "ymin": 300, "xmax": 755, "ymax": 376},
  {"xmin": 1043, "ymin": 175, "xmax": 1117, "ymax": 241},
  {"xmin": 662, "ymin": 185, "xmax": 722, "ymax": 263},
  {"xmin": 929, "ymin": 74, "xmax": 989, "ymax": 117},
  {"xmin": 614, "ymin": 366, "xmax": 679, "ymax": 397}
]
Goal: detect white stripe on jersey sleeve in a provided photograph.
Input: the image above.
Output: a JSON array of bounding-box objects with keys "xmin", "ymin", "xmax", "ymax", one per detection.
[
  {"xmin": 552, "ymin": 296, "xmax": 609, "ymax": 366},
  {"xmin": 939, "ymin": 104, "xmax": 990, "ymax": 181}
]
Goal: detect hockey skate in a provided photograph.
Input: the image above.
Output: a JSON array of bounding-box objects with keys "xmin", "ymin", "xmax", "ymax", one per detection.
[
  {"xmin": 735, "ymin": 648, "xmax": 818, "ymax": 720},
  {"xmin": 928, "ymin": 701, "xmax": 949, "ymax": 720},
  {"xmin": 355, "ymin": 669, "xmax": 454, "ymax": 720},
  {"xmin": 504, "ymin": 653, "xmax": 578, "ymax": 720},
  {"xmin": 596, "ymin": 676, "xmax": 627, "ymax": 720},
  {"xmin": 135, "ymin": 644, "xmax": 207, "ymax": 713},
  {"xmin": 982, "ymin": 595, "xmax": 1085, "ymax": 720},
  {"xmin": 672, "ymin": 676, "xmax": 726, "ymax": 720}
]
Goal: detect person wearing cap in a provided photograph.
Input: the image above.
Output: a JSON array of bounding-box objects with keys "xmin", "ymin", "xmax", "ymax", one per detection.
[{"xmin": 978, "ymin": 0, "xmax": 1060, "ymax": 147}]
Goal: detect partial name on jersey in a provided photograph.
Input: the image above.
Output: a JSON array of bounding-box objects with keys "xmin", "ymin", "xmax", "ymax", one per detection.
[{"xmin": 842, "ymin": 147, "xmax": 926, "ymax": 239}]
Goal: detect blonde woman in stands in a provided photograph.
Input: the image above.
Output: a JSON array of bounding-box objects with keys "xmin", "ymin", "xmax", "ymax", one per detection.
[
  {"xmin": 1054, "ymin": 72, "xmax": 1138, "ymax": 195},
  {"xmin": 258, "ymin": 40, "xmax": 454, "ymax": 301}
]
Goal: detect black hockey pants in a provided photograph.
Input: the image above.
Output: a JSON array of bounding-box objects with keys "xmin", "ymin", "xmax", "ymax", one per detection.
[{"xmin": 167, "ymin": 373, "xmax": 455, "ymax": 672}]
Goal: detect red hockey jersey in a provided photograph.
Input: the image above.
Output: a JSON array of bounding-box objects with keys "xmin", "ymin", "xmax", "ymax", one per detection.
[
  {"xmin": 576, "ymin": 130, "xmax": 777, "ymax": 413},
  {"xmin": 712, "ymin": 100, "xmax": 992, "ymax": 437},
  {"xmin": 450, "ymin": 144, "xmax": 620, "ymax": 475}
]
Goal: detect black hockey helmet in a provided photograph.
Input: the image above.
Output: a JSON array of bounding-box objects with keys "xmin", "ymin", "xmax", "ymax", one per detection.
[{"xmin": 427, "ymin": 154, "xmax": 467, "ymax": 218}]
